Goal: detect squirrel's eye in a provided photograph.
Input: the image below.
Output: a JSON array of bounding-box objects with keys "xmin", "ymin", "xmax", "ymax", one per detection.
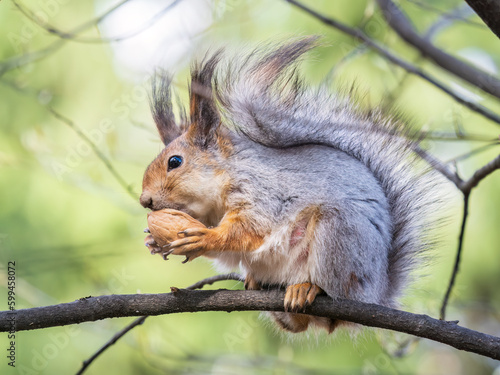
[{"xmin": 168, "ymin": 155, "xmax": 183, "ymax": 170}]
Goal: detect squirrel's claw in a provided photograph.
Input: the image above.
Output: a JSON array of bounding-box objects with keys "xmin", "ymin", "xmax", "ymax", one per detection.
[
  {"xmin": 144, "ymin": 234, "xmax": 162, "ymax": 255},
  {"xmin": 284, "ymin": 283, "xmax": 322, "ymax": 313},
  {"xmin": 244, "ymin": 274, "xmax": 261, "ymax": 290}
]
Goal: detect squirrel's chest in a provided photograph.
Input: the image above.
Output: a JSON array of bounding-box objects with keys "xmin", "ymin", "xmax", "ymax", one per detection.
[{"xmin": 211, "ymin": 218, "xmax": 319, "ymax": 286}]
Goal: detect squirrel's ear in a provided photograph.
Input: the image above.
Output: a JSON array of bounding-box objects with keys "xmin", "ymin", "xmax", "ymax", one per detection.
[
  {"xmin": 151, "ymin": 73, "xmax": 187, "ymax": 145},
  {"xmin": 187, "ymin": 51, "xmax": 222, "ymax": 148}
]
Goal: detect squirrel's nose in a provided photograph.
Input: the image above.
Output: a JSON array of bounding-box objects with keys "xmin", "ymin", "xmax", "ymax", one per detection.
[{"xmin": 140, "ymin": 191, "xmax": 154, "ymax": 209}]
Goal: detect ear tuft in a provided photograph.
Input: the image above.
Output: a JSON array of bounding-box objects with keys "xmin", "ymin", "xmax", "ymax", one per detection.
[
  {"xmin": 151, "ymin": 72, "xmax": 187, "ymax": 145},
  {"xmin": 188, "ymin": 50, "xmax": 223, "ymax": 148}
]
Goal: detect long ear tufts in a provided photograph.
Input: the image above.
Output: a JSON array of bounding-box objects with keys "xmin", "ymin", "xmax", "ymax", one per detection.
[
  {"xmin": 188, "ymin": 50, "xmax": 223, "ymax": 148},
  {"xmin": 151, "ymin": 72, "xmax": 183, "ymax": 145}
]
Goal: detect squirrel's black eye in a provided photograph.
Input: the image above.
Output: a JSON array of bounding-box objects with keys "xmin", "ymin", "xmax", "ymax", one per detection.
[{"xmin": 168, "ymin": 155, "xmax": 183, "ymax": 170}]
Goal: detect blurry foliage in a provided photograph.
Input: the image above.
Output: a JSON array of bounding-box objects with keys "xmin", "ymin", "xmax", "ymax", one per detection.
[{"xmin": 0, "ymin": 0, "xmax": 499, "ymax": 374}]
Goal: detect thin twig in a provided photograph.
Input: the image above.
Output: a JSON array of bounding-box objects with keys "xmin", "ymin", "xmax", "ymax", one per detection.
[
  {"xmin": 424, "ymin": 3, "xmax": 476, "ymax": 40},
  {"xmin": 439, "ymin": 153, "xmax": 500, "ymax": 319},
  {"xmin": 376, "ymin": 0, "xmax": 500, "ymax": 99},
  {"xmin": 446, "ymin": 142, "xmax": 499, "ymax": 165},
  {"xmin": 440, "ymin": 194, "xmax": 470, "ymax": 320},
  {"xmin": 12, "ymin": 0, "xmax": 183, "ymax": 44},
  {"xmin": 413, "ymin": 145, "xmax": 463, "ymax": 186},
  {"xmin": 49, "ymin": 108, "xmax": 138, "ymax": 201},
  {"xmin": 75, "ymin": 316, "xmax": 147, "ymax": 375},
  {"xmin": 459, "ymin": 153, "xmax": 500, "ymax": 193},
  {"xmin": 1, "ymin": 0, "xmax": 130, "ymax": 76},
  {"xmin": 407, "ymin": 0, "xmax": 484, "ymax": 28},
  {"xmin": 75, "ymin": 273, "xmax": 243, "ymax": 375},
  {"xmin": 284, "ymin": 0, "xmax": 500, "ymax": 126}
]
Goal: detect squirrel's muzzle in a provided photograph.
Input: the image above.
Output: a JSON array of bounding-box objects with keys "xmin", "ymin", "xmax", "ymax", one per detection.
[{"xmin": 140, "ymin": 191, "xmax": 154, "ymax": 210}]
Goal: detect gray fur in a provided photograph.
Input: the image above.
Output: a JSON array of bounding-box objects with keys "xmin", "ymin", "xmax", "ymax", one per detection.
[{"xmin": 149, "ymin": 37, "xmax": 442, "ymax": 315}]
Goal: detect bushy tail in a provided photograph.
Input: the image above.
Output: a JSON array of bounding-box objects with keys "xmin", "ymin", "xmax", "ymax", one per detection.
[{"xmin": 212, "ymin": 37, "xmax": 441, "ymax": 303}]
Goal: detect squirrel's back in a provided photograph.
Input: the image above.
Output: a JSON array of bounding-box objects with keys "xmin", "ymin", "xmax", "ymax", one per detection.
[{"xmin": 210, "ymin": 37, "xmax": 441, "ymax": 305}]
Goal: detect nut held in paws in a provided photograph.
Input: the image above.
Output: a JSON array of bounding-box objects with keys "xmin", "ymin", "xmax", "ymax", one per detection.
[{"xmin": 147, "ymin": 209, "xmax": 207, "ymax": 247}]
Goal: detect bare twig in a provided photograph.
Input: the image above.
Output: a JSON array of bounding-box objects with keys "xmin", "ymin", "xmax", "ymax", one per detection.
[
  {"xmin": 446, "ymin": 142, "xmax": 499, "ymax": 164},
  {"xmin": 75, "ymin": 316, "xmax": 147, "ymax": 375},
  {"xmin": 440, "ymin": 194, "xmax": 470, "ymax": 320},
  {"xmin": 284, "ymin": 0, "xmax": 500, "ymax": 126},
  {"xmin": 75, "ymin": 273, "xmax": 242, "ymax": 375},
  {"xmin": 12, "ymin": 0, "xmax": 183, "ymax": 44},
  {"xmin": 1, "ymin": 0, "xmax": 132, "ymax": 76},
  {"xmin": 2, "ymin": 289, "xmax": 500, "ymax": 360},
  {"xmin": 464, "ymin": 0, "xmax": 500, "ymax": 39},
  {"xmin": 424, "ymin": 3, "xmax": 476, "ymax": 40},
  {"xmin": 459, "ymin": 153, "xmax": 500, "ymax": 193},
  {"xmin": 407, "ymin": 0, "xmax": 484, "ymax": 28},
  {"xmin": 49, "ymin": 108, "xmax": 138, "ymax": 201},
  {"xmin": 413, "ymin": 145, "xmax": 463, "ymax": 186},
  {"xmin": 376, "ymin": 0, "xmax": 500, "ymax": 99},
  {"xmin": 438, "ymin": 152, "xmax": 500, "ymax": 319}
]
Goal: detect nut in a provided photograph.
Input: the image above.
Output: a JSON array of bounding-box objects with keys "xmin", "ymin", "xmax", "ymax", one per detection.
[{"xmin": 146, "ymin": 209, "xmax": 206, "ymax": 247}]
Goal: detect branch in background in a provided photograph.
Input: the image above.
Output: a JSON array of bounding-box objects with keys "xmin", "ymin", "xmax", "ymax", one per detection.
[
  {"xmin": 459, "ymin": 153, "xmax": 500, "ymax": 193},
  {"xmin": 76, "ymin": 316, "xmax": 147, "ymax": 375},
  {"xmin": 76, "ymin": 273, "xmax": 243, "ymax": 375},
  {"xmin": 464, "ymin": 0, "xmax": 500, "ymax": 39},
  {"xmin": 412, "ymin": 145, "xmax": 463, "ymax": 186},
  {"xmin": 0, "ymin": 0, "xmax": 131, "ymax": 77},
  {"xmin": 414, "ymin": 146, "xmax": 499, "ymax": 320},
  {"xmin": 49, "ymin": 108, "xmax": 139, "ymax": 201},
  {"xmin": 440, "ymin": 195, "xmax": 470, "ymax": 320},
  {"xmin": 437, "ymin": 153, "xmax": 500, "ymax": 319},
  {"xmin": 423, "ymin": 3, "xmax": 476, "ymax": 40},
  {"xmin": 285, "ymin": 0, "xmax": 500, "ymax": 126},
  {"xmin": 2, "ymin": 289, "xmax": 500, "ymax": 360},
  {"xmin": 376, "ymin": 0, "xmax": 500, "ymax": 100},
  {"xmin": 407, "ymin": 0, "xmax": 484, "ymax": 29},
  {"xmin": 12, "ymin": 0, "xmax": 183, "ymax": 44}
]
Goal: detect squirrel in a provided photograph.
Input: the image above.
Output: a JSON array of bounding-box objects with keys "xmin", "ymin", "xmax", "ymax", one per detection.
[{"xmin": 140, "ymin": 37, "xmax": 441, "ymax": 333}]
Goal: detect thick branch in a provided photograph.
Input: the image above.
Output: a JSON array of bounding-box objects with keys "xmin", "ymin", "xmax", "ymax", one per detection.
[
  {"xmin": 377, "ymin": 0, "xmax": 500, "ymax": 100},
  {"xmin": 465, "ymin": 0, "xmax": 500, "ymax": 39},
  {"xmin": 2, "ymin": 290, "xmax": 500, "ymax": 360}
]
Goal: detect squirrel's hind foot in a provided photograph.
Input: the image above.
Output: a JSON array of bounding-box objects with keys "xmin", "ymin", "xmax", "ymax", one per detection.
[{"xmin": 284, "ymin": 283, "xmax": 322, "ymax": 313}]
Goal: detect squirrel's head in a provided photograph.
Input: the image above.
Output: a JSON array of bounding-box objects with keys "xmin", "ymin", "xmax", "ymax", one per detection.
[
  {"xmin": 140, "ymin": 53, "xmax": 231, "ymax": 225},
  {"xmin": 141, "ymin": 37, "xmax": 319, "ymax": 223}
]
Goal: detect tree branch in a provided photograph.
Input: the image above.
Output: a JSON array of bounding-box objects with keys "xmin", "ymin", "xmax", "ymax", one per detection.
[
  {"xmin": 464, "ymin": 0, "xmax": 500, "ymax": 39},
  {"xmin": 12, "ymin": 0, "xmax": 183, "ymax": 44},
  {"xmin": 459, "ymin": 152, "xmax": 500, "ymax": 193},
  {"xmin": 440, "ymin": 194, "xmax": 470, "ymax": 320},
  {"xmin": 377, "ymin": 0, "xmax": 500, "ymax": 100},
  {"xmin": 2, "ymin": 289, "xmax": 500, "ymax": 360},
  {"xmin": 49, "ymin": 108, "xmax": 139, "ymax": 201},
  {"xmin": 284, "ymin": 0, "xmax": 500, "ymax": 126},
  {"xmin": 76, "ymin": 273, "xmax": 243, "ymax": 375}
]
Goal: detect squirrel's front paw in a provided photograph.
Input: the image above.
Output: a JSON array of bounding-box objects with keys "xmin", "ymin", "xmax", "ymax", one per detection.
[{"xmin": 167, "ymin": 227, "xmax": 213, "ymax": 263}]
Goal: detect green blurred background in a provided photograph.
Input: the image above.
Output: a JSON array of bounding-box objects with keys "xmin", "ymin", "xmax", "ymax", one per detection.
[{"xmin": 0, "ymin": 0, "xmax": 499, "ymax": 374}]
